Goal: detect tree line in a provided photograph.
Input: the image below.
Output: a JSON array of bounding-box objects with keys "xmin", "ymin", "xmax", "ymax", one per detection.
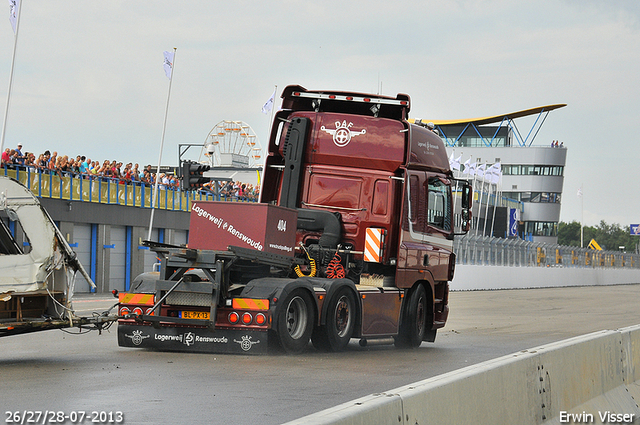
[{"xmin": 558, "ymin": 221, "xmax": 640, "ymax": 253}]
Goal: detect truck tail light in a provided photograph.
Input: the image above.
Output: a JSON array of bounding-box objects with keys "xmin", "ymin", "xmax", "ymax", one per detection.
[
  {"xmin": 255, "ymin": 313, "xmax": 267, "ymax": 325},
  {"xmin": 119, "ymin": 306, "xmax": 130, "ymax": 316},
  {"xmin": 228, "ymin": 311, "xmax": 268, "ymax": 326},
  {"xmin": 145, "ymin": 308, "xmax": 155, "ymax": 316},
  {"xmin": 132, "ymin": 307, "xmax": 143, "ymax": 316}
]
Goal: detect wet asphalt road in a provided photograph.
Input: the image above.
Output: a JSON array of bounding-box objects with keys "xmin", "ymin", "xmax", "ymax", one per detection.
[{"xmin": 1, "ymin": 284, "xmax": 639, "ymax": 425}]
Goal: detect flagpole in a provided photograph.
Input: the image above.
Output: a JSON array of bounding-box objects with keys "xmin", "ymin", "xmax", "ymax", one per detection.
[
  {"xmin": 266, "ymin": 84, "xmax": 276, "ymax": 159},
  {"xmin": 476, "ymin": 164, "xmax": 487, "ymax": 236},
  {"xmin": 470, "ymin": 161, "xmax": 478, "ymax": 233},
  {"xmin": 0, "ymin": 0, "xmax": 22, "ymax": 154},
  {"xmin": 148, "ymin": 47, "xmax": 176, "ymax": 241},
  {"xmin": 483, "ymin": 171, "xmax": 492, "ymax": 237},
  {"xmin": 264, "ymin": 85, "xmax": 277, "ymax": 142},
  {"xmin": 490, "ymin": 171, "xmax": 501, "ymax": 237},
  {"xmin": 268, "ymin": 85, "xmax": 276, "ymax": 130},
  {"xmin": 580, "ymin": 184, "xmax": 584, "ymax": 248}
]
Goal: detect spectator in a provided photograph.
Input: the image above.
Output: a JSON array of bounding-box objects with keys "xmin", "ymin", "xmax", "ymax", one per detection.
[
  {"xmin": 48, "ymin": 151, "xmax": 58, "ymax": 170},
  {"xmin": 14, "ymin": 144, "xmax": 24, "ymax": 165},
  {"xmin": 1, "ymin": 148, "xmax": 10, "ymax": 166},
  {"xmin": 159, "ymin": 173, "xmax": 169, "ymax": 189},
  {"xmin": 36, "ymin": 153, "xmax": 47, "ymax": 170},
  {"xmin": 79, "ymin": 156, "xmax": 88, "ymax": 174},
  {"xmin": 33, "ymin": 153, "xmax": 42, "ymax": 169},
  {"xmin": 8, "ymin": 149, "xmax": 18, "ymax": 167},
  {"xmin": 131, "ymin": 164, "xmax": 140, "ymax": 183},
  {"xmin": 25, "ymin": 153, "xmax": 36, "ymax": 172},
  {"xmin": 70, "ymin": 158, "xmax": 81, "ymax": 175},
  {"xmin": 90, "ymin": 161, "xmax": 100, "ymax": 178}
]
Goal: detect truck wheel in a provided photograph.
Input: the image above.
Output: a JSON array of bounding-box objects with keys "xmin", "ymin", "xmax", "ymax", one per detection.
[
  {"xmin": 394, "ymin": 284, "xmax": 426, "ymax": 348},
  {"xmin": 276, "ymin": 289, "xmax": 314, "ymax": 354},
  {"xmin": 312, "ymin": 287, "xmax": 356, "ymax": 352}
]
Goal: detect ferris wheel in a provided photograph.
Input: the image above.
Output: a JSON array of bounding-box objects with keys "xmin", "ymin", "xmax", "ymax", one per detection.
[{"xmin": 200, "ymin": 120, "xmax": 263, "ymax": 167}]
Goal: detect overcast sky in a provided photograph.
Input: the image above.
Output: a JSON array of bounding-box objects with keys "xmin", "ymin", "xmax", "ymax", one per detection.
[{"xmin": 0, "ymin": 1, "xmax": 638, "ymax": 227}]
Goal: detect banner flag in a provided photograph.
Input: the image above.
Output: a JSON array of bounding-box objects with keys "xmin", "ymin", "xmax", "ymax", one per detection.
[
  {"xmin": 462, "ymin": 158, "xmax": 471, "ymax": 174},
  {"xmin": 450, "ymin": 154, "xmax": 462, "ymax": 171},
  {"xmin": 476, "ymin": 164, "xmax": 486, "ymax": 179},
  {"xmin": 163, "ymin": 50, "xmax": 174, "ymax": 79},
  {"xmin": 509, "ymin": 208, "xmax": 518, "ymax": 237},
  {"xmin": 8, "ymin": 0, "xmax": 18, "ymax": 33},
  {"xmin": 261, "ymin": 88, "xmax": 276, "ymax": 114}
]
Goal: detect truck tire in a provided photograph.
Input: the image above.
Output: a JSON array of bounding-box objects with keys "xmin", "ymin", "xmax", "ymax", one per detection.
[
  {"xmin": 394, "ymin": 284, "xmax": 426, "ymax": 348},
  {"xmin": 312, "ymin": 287, "xmax": 356, "ymax": 352},
  {"xmin": 276, "ymin": 289, "xmax": 314, "ymax": 354}
]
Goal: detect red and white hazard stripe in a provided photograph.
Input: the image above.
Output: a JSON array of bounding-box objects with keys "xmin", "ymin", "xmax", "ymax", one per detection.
[{"xmin": 364, "ymin": 228, "xmax": 384, "ymax": 263}]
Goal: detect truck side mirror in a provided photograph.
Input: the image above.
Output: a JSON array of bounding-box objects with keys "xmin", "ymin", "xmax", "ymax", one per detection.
[
  {"xmin": 461, "ymin": 182, "xmax": 471, "ymax": 210},
  {"xmin": 461, "ymin": 182, "xmax": 472, "ymax": 232}
]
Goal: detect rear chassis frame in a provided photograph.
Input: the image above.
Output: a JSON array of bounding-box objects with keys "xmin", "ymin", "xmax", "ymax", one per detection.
[{"xmin": 117, "ymin": 242, "xmax": 306, "ymax": 354}]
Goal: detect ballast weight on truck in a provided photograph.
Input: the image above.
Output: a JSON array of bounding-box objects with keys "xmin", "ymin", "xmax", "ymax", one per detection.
[{"xmin": 117, "ymin": 85, "xmax": 472, "ymax": 354}]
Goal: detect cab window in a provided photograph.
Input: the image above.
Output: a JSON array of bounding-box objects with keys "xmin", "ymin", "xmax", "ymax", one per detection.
[{"xmin": 427, "ymin": 177, "xmax": 451, "ymax": 231}]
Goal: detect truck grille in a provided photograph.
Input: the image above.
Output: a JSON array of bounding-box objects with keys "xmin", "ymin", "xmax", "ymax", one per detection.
[{"xmin": 165, "ymin": 292, "xmax": 212, "ymax": 307}]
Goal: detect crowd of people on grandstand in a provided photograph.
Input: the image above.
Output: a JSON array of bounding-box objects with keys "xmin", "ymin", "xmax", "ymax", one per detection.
[{"xmin": 0, "ymin": 144, "xmax": 259, "ymax": 201}]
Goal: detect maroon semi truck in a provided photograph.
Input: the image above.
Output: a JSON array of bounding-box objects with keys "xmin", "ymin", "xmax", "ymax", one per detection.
[{"xmin": 117, "ymin": 85, "xmax": 472, "ymax": 354}]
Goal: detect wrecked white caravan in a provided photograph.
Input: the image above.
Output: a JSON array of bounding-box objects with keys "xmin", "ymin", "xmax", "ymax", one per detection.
[{"xmin": 0, "ymin": 176, "xmax": 113, "ymax": 336}]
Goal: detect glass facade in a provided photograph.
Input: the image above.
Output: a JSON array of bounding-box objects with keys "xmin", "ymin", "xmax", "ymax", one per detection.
[
  {"xmin": 445, "ymin": 135, "xmax": 508, "ymax": 148},
  {"xmin": 502, "ymin": 191, "xmax": 561, "ymax": 204},
  {"xmin": 502, "ymin": 164, "xmax": 564, "ymax": 176},
  {"xmin": 524, "ymin": 221, "xmax": 558, "ymax": 237},
  {"xmin": 441, "ymin": 124, "xmax": 509, "ymax": 148}
]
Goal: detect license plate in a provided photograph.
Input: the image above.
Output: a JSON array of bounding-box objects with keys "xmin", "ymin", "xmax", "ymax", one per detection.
[{"xmin": 180, "ymin": 310, "xmax": 210, "ymax": 320}]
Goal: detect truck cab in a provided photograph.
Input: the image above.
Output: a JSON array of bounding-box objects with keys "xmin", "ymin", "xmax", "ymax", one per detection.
[{"xmin": 261, "ymin": 86, "xmax": 470, "ymax": 345}]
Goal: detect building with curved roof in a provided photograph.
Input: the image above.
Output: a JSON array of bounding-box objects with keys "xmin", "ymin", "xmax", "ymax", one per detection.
[{"xmin": 411, "ymin": 104, "xmax": 567, "ymax": 244}]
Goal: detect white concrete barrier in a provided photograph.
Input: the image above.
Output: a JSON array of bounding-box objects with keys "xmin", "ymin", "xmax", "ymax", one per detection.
[
  {"xmin": 284, "ymin": 326, "xmax": 640, "ymax": 425},
  {"xmin": 283, "ymin": 393, "xmax": 403, "ymax": 425},
  {"xmin": 451, "ymin": 265, "xmax": 640, "ymax": 290},
  {"xmin": 620, "ymin": 325, "xmax": 640, "ymax": 406}
]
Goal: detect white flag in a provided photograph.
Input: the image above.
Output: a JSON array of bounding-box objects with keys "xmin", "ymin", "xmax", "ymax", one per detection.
[
  {"xmin": 449, "ymin": 154, "xmax": 462, "ymax": 171},
  {"xmin": 261, "ymin": 88, "xmax": 276, "ymax": 114},
  {"xmin": 476, "ymin": 164, "xmax": 486, "ymax": 179},
  {"xmin": 462, "ymin": 158, "xmax": 471, "ymax": 174},
  {"xmin": 8, "ymin": 0, "xmax": 18, "ymax": 34},
  {"xmin": 467, "ymin": 162, "xmax": 477, "ymax": 176},
  {"xmin": 163, "ymin": 50, "xmax": 174, "ymax": 79},
  {"xmin": 486, "ymin": 162, "xmax": 501, "ymax": 184},
  {"xmin": 577, "ymin": 187, "xmax": 583, "ymax": 198}
]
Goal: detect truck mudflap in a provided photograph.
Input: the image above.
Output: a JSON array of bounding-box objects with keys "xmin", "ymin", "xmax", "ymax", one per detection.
[{"xmin": 117, "ymin": 324, "xmax": 268, "ymax": 355}]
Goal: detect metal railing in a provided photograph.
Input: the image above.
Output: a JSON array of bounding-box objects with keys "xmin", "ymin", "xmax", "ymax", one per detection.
[
  {"xmin": 454, "ymin": 234, "xmax": 640, "ymax": 269},
  {"xmin": 2, "ymin": 166, "xmax": 256, "ymax": 211}
]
